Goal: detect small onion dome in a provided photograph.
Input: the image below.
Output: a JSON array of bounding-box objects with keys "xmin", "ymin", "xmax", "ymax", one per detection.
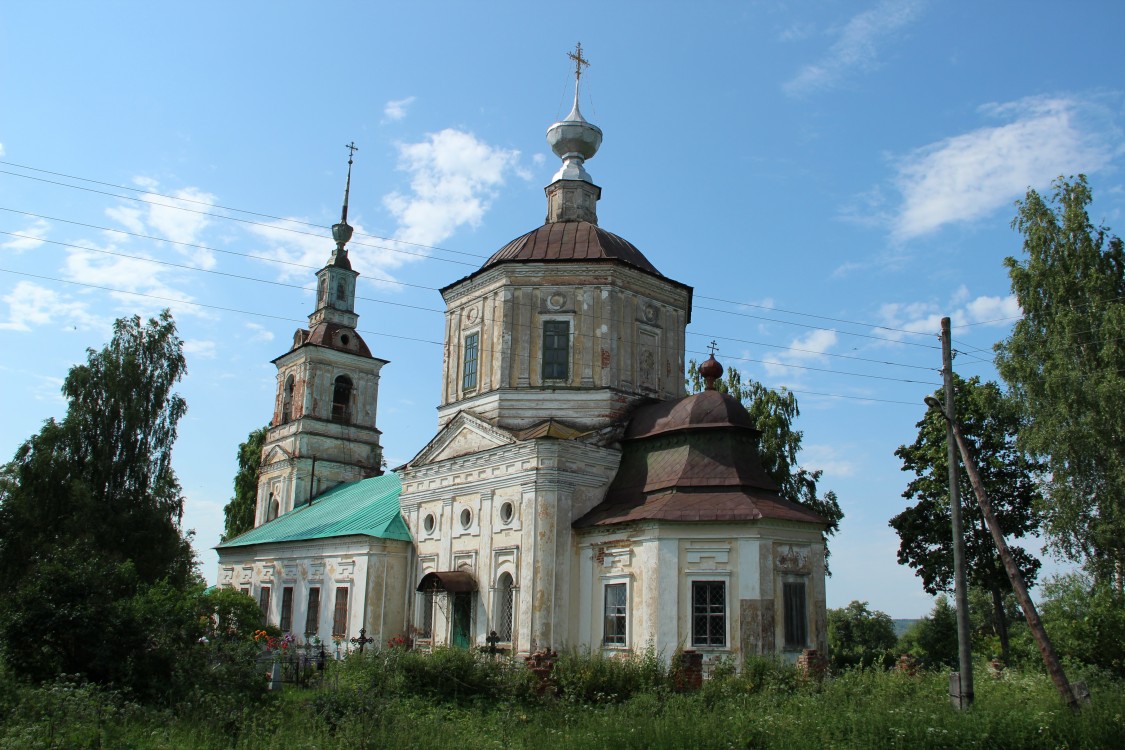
[
  {"xmin": 699, "ymin": 354, "xmax": 724, "ymax": 390},
  {"xmin": 546, "ymin": 97, "xmax": 603, "ymax": 183}
]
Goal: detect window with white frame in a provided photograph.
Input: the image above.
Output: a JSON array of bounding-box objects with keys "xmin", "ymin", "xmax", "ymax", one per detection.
[
  {"xmin": 280, "ymin": 586, "xmax": 294, "ymax": 632},
  {"xmin": 259, "ymin": 586, "xmax": 272, "ymax": 626},
  {"xmin": 603, "ymin": 582, "xmax": 627, "ymax": 646},
  {"xmin": 783, "ymin": 580, "xmax": 808, "ymax": 649},
  {"xmin": 304, "ymin": 587, "xmax": 320, "ymax": 637},
  {"xmin": 542, "ymin": 320, "xmax": 569, "ymax": 380},
  {"xmin": 418, "ymin": 588, "xmax": 436, "ymax": 639},
  {"xmin": 691, "ymin": 580, "xmax": 726, "ymax": 647},
  {"xmin": 331, "ymin": 586, "xmax": 349, "ymax": 637},
  {"xmin": 495, "ymin": 572, "xmax": 515, "ymax": 642},
  {"xmin": 462, "ymin": 332, "xmax": 479, "ymax": 390}
]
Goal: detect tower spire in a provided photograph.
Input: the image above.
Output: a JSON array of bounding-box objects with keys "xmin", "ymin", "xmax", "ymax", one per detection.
[
  {"xmin": 545, "ymin": 44, "xmax": 603, "ymax": 223},
  {"xmin": 567, "ymin": 42, "xmax": 590, "ymax": 118},
  {"xmin": 330, "ymin": 142, "xmax": 357, "ymax": 266}
]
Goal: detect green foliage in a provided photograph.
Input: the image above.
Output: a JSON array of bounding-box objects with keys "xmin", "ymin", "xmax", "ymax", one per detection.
[
  {"xmin": 891, "ymin": 374, "xmax": 1044, "ymax": 659},
  {"xmin": 1026, "ymin": 573, "xmax": 1125, "ymax": 678},
  {"xmin": 897, "ymin": 595, "xmax": 959, "ymax": 669},
  {"xmin": 553, "ymin": 646, "xmax": 669, "ymax": 703},
  {"xmin": 996, "ymin": 175, "xmax": 1125, "ymax": 580},
  {"xmin": 686, "ymin": 361, "xmax": 844, "ymax": 569},
  {"xmin": 827, "ymin": 601, "xmax": 897, "ymax": 671},
  {"xmin": 223, "ymin": 425, "xmax": 268, "ymax": 541}
]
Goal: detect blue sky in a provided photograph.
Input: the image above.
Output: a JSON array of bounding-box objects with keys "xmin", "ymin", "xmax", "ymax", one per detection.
[{"xmin": 1, "ymin": 1, "xmax": 1122, "ymax": 618}]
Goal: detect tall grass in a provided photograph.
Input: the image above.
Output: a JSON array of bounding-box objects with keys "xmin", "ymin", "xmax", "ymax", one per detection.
[{"xmin": 2, "ymin": 652, "xmax": 1123, "ymax": 749}]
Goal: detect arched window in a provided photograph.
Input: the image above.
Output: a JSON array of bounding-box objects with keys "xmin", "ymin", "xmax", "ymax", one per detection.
[
  {"xmin": 266, "ymin": 493, "xmax": 279, "ymax": 522},
  {"xmin": 332, "ymin": 375, "xmax": 353, "ymax": 423},
  {"xmin": 281, "ymin": 374, "xmax": 295, "ymax": 424},
  {"xmin": 495, "ymin": 572, "xmax": 514, "ymax": 642},
  {"xmin": 318, "ymin": 277, "xmax": 327, "ymax": 306},
  {"xmin": 336, "ymin": 278, "xmax": 347, "ymax": 307}
]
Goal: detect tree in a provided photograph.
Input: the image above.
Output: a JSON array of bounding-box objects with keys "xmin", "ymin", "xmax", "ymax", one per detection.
[
  {"xmin": 0, "ymin": 311, "xmax": 196, "ymax": 685},
  {"xmin": 897, "ymin": 595, "xmax": 958, "ymax": 669},
  {"xmin": 996, "ymin": 175, "xmax": 1125, "ymax": 584},
  {"xmin": 687, "ymin": 361, "xmax": 844, "ymax": 568},
  {"xmin": 890, "ymin": 375, "xmax": 1043, "ymax": 661},
  {"xmin": 1028, "ymin": 573, "xmax": 1125, "ymax": 678},
  {"xmin": 223, "ymin": 425, "xmax": 268, "ymax": 541},
  {"xmin": 827, "ymin": 600, "xmax": 897, "ymax": 671}
]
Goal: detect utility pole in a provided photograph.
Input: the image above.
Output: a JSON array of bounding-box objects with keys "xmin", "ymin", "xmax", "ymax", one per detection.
[
  {"xmin": 940, "ymin": 317, "xmax": 974, "ymax": 709},
  {"xmin": 926, "ymin": 394, "xmax": 1083, "ymax": 711}
]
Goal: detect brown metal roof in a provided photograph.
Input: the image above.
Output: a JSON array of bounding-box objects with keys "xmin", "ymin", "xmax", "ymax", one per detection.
[
  {"xmin": 482, "ymin": 221, "xmax": 663, "ymax": 276},
  {"xmin": 625, "ymin": 389, "xmax": 755, "ymax": 439},
  {"xmin": 575, "ymin": 488, "xmax": 826, "ymax": 527},
  {"xmin": 417, "ymin": 571, "xmax": 477, "ymax": 593}
]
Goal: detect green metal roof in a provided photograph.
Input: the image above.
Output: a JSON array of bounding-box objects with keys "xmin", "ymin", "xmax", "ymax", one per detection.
[{"xmin": 217, "ymin": 472, "xmax": 411, "ymax": 549}]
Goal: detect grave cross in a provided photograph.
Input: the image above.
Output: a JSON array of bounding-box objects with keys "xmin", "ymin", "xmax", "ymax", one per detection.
[
  {"xmin": 485, "ymin": 629, "xmax": 502, "ymax": 656},
  {"xmin": 350, "ymin": 628, "xmax": 375, "ymax": 653}
]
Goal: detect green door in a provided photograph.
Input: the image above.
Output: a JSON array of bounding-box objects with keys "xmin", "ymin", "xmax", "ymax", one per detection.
[{"xmin": 452, "ymin": 592, "xmax": 472, "ymax": 648}]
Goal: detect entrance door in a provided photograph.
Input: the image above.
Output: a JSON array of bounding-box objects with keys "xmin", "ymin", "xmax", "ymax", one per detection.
[{"xmin": 451, "ymin": 592, "xmax": 472, "ymax": 648}]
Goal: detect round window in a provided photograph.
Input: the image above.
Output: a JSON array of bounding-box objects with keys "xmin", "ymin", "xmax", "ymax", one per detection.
[
  {"xmin": 499, "ymin": 501, "xmax": 514, "ymax": 524},
  {"xmin": 460, "ymin": 508, "xmax": 473, "ymax": 529},
  {"xmin": 423, "ymin": 513, "xmax": 435, "ymax": 534},
  {"xmin": 340, "ymin": 333, "xmax": 351, "ymax": 347}
]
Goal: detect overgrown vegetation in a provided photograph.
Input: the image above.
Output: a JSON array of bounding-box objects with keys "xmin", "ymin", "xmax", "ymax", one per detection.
[{"xmin": 1, "ymin": 647, "xmax": 1122, "ymax": 749}]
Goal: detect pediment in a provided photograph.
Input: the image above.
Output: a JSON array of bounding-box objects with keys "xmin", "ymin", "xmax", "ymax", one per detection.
[
  {"xmin": 408, "ymin": 411, "xmax": 516, "ymax": 466},
  {"xmin": 263, "ymin": 444, "xmax": 293, "ymax": 465}
]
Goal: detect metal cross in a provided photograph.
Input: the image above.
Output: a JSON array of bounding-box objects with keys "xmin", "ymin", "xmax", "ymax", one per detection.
[
  {"xmin": 485, "ymin": 629, "xmax": 501, "ymax": 656},
  {"xmin": 345, "ymin": 141, "xmax": 359, "ymax": 163},
  {"xmin": 568, "ymin": 42, "xmax": 590, "ymax": 84},
  {"xmin": 350, "ymin": 627, "xmax": 374, "ymax": 653},
  {"xmin": 707, "ymin": 340, "xmax": 719, "ymax": 356}
]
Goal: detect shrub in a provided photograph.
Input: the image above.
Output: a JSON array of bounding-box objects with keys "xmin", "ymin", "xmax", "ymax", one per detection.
[{"xmin": 553, "ymin": 646, "xmax": 669, "ymax": 704}]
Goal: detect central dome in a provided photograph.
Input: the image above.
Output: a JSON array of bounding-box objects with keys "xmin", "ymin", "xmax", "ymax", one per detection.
[{"xmin": 481, "ymin": 220, "xmax": 663, "ymax": 277}]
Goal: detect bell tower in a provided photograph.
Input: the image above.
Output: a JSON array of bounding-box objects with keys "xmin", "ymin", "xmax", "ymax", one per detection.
[{"xmin": 255, "ymin": 143, "xmax": 389, "ymax": 526}]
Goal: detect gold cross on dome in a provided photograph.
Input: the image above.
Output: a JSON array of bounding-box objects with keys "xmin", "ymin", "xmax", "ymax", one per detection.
[{"xmin": 568, "ymin": 42, "xmax": 590, "ymax": 83}]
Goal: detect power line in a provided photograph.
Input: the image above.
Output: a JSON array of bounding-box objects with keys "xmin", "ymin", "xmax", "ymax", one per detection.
[{"xmin": 688, "ymin": 330, "xmax": 937, "ymax": 371}]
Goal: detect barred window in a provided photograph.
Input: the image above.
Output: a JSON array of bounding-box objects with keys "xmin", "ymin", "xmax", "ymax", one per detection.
[
  {"xmin": 280, "ymin": 586, "xmax": 294, "ymax": 633},
  {"xmin": 418, "ymin": 589, "xmax": 435, "ymax": 639},
  {"xmin": 304, "ymin": 587, "xmax": 320, "ymax": 637},
  {"xmin": 603, "ymin": 583, "xmax": 627, "ymax": 646},
  {"xmin": 496, "ymin": 573, "xmax": 514, "ymax": 642},
  {"xmin": 258, "ymin": 586, "xmax": 271, "ymax": 626},
  {"xmin": 542, "ymin": 321, "xmax": 569, "ymax": 380},
  {"xmin": 691, "ymin": 581, "xmax": 726, "ymax": 647},
  {"xmin": 332, "ymin": 587, "xmax": 349, "ymax": 638},
  {"xmin": 783, "ymin": 581, "xmax": 807, "ymax": 649},
  {"xmin": 462, "ymin": 332, "xmax": 479, "ymax": 390},
  {"xmin": 331, "ymin": 375, "xmax": 353, "ymax": 423}
]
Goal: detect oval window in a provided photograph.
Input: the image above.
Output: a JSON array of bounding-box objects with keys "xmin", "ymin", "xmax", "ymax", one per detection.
[
  {"xmin": 499, "ymin": 501, "xmax": 514, "ymax": 524},
  {"xmin": 423, "ymin": 513, "xmax": 436, "ymax": 534},
  {"xmin": 460, "ymin": 508, "xmax": 473, "ymax": 529}
]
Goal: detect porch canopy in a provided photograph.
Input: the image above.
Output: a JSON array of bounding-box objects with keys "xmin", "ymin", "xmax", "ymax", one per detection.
[{"xmin": 416, "ymin": 571, "xmax": 477, "ymax": 593}]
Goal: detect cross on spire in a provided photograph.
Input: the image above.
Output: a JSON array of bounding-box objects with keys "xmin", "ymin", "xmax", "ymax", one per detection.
[
  {"xmin": 345, "ymin": 140, "xmax": 358, "ymax": 163},
  {"xmin": 708, "ymin": 340, "xmax": 719, "ymax": 356},
  {"xmin": 567, "ymin": 42, "xmax": 590, "ymax": 102}
]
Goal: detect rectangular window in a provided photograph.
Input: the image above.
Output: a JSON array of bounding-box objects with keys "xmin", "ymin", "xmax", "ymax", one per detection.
[
  {"xmin": 462, "ymin": 332, "xmax": 479, "ymax": 390},
  {"xmin": 332, "ymin": 587, "xmax": 349, "ymax": 638},
  {"xmin": 258, "ymin": 586, "xmax": 271, "ymax": 625},
  {"xmin": 280, "ymin": 586, "xmax": 294, "ymax": 633},
  {"xmin": 783, "ymin": 581, "xmax": 808, "ymax": 649},
  {"xmin": 692, "ymin": 581, "xmax": 726, "ymax": 647},
  {"xmin": 542, "ymin": 320, "xmax": 569, "ymax": 380},
  {"xmin": 419, "ymin": 590, "xmax": 435, "ymax": 639},
  {"xmin": 240, "ymin": 587, "xmax": 251, "ymax": 596},
  {"xmin": 603, "ymin": 582, "xmax": 627, "ymax": 646},
  {"xmin": 304, "ymin": 587, "xmax": 321, "ymax": 637}
]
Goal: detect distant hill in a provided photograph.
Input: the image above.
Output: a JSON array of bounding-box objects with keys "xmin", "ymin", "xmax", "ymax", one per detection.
[{"xmin": 892, "ymin": 619, "xmax": 920, "ymax": 638}]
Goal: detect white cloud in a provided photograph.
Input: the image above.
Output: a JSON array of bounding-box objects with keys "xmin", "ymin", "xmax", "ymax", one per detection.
[
  {"xmin": 183, "ymin": 339, "xmax": 217, "ymax": 359},
  {"xmin": 60, "ymin": 241, "xmax": 203, "ymax": 321},
  {"xmin": 762, "ymin": 328, "xmax": 839, "ymax": 378},
  {"xmin": 800, "ymin": 444, "xmax": 857, "ymax": 478},
  {"xmin": 384, "ymin": 128, "xmax": 521, "ymax": 246},
  {"xmin": 383, "ymin": 96, "xmax": 416, "ymax": 122},
  {"xmin": 103, "ymin": 180, "xmax": 218, "ymax": 268},
  {"xmin": 784, "ymin": 0, "xmax": 925, "ymax": 96},
  {"xmin": 892, "ymin": 96, "xmax": 1115, "ymax": 240},
  {"xmin": 0, "ymin": 142, "xmax": 5, "ymax": 156},
  {"xmin": 0, "ymin": 218, "xmax": 50, "ymax": 253},
  {"xmin": 875, "ymin": 289, "xmax": 1021, "ymax": 342},
  {"xmin": 245, "ymin": 322, "xmax": 275, "ymax": 342},
  {"xmin": 0, "ymin": 281, "xmax": 99, "ymax": 332}
]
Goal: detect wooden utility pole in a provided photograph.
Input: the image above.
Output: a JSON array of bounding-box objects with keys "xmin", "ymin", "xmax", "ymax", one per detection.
[
  {"xmin": 940, "ymin": 317, "xmax": 974, "ymax": 709},
  {"xmin": 926, "ymin": 386, "xmax": 1082, "ymax": 711}
]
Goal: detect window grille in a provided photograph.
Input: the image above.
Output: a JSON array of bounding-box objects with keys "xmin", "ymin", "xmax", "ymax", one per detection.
[
  {"xmin": 462, "ymin": 332, "xmax": 479, "ymax": 390},
  {"xmin": 603, "ymin": 583, "xmax": 627, "ymax": 646},
  {"xmin": 542, "ymin": 321, "xmax": 569, "ymax": 380},
  {"xmin": 418, "ymin": 588, "xmax": 435, "ymax": 639},
  {"xmin": 280, "ymin": 586, "xmax": 294, "ymax": 632},
  {"xmin": 496, "ymin": 573, "xmax": 514, "ymax": 642},
  {"xmin": 304, "ymin": 587, "xmax": 320, "ymax": 637},
  {"xmin": 783, "ymin": 581, "xmax": 808, "ymax": 648},
  {"xmin": 691, "ymin": 581, "xmax": 726, "ymax": 647},
  {"xmin": 332, "ymin": 587, "xmax": 349, "ymax": 638}
]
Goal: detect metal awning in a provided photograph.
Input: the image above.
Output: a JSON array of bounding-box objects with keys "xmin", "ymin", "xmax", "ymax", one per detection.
[{"xmin": 416, "ymin": 571, "xmax": 477, "ymax": 593}]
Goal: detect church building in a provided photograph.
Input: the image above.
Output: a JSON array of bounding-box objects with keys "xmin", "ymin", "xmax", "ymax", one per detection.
[{"xmin": 217, "ymin": 57, "xmax": 829, "ymax": 666}]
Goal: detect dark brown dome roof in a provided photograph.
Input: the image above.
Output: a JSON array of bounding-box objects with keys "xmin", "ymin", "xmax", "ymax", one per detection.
[
  {"xmin": 625, "ymin": 389, "xmax": 755, "ymax": 440},
  {"xmin": 482, "ymin": 221, "xmax": 663, "ymax": 276}
]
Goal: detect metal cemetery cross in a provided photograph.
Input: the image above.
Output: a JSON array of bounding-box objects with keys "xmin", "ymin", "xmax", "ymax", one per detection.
[
  {"xmin": 485, "ymin": 629, "xmax": 502, "ymax": 656},
  {"xmin": 350, "ymin": 628, "xmax": 375, "ymax": 653}
]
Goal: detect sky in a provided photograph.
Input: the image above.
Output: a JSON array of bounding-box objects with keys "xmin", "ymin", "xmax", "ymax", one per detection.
[{"xmin": 1, "ymin": 1, "xmax": 1122, "ymax": 618}]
